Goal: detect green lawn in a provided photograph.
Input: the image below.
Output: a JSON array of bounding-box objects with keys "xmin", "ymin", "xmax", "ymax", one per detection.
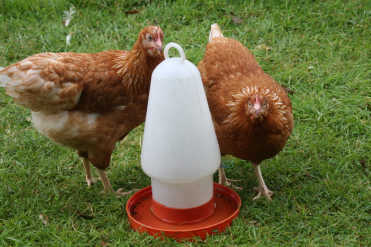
[{"xmin": 1, "ymin": 0, "xmax": 370, "ymax": 246}]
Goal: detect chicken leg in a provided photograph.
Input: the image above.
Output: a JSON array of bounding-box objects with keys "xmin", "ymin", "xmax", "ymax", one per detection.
[
  {"xmin": 252, "ymin": 163, "xmax": 273, "ymax": 200},
  {"xmin": 218, "ymin": 160, "xmax": 242, "ymax": 190},
  {"xmin": 81, "ymin": 157, "xmax": 97, "ymax": 187},
  {"xmin": 77, "ymin": 150, "xmax": 98, "ymax": 187},
  {"xmin": 81, "ymin": 151, "xmax": 138, "ymax": 197}
]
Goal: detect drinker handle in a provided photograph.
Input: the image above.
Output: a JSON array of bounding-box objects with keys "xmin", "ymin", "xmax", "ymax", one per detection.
[{"xmin": 164, "ymin": 42, "xmax": 185, "ymax": 64}]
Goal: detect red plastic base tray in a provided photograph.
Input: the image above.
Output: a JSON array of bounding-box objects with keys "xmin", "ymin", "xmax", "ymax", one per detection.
[{"xmin": 126, "ymin": 183, "xmax": 241, "ymax": 241}]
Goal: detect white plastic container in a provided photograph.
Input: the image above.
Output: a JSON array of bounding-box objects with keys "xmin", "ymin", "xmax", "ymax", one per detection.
[{"xmin": 141, "ymin": 43, "xmax": 221, "ymax": 209}]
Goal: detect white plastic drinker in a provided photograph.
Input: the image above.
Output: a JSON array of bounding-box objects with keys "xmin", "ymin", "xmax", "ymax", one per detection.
[{"xmin": 141, "ymin": 42, "xmax": 221, "ymax": 209}]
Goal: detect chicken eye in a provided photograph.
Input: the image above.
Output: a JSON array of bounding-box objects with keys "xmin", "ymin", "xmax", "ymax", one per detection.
[
  {"xmin": 262, "ymin": 103, "xmax": 266, "ymax": 107},
  {"xmin": 248, "ymin": 102, "xmax": 252, "ymax": 107},
  {"xmin": 147, "ymin": 34, "xmax": 153, "ymax": 41}
]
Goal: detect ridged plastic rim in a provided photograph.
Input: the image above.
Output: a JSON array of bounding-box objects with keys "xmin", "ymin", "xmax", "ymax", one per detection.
[{"xmin": 164, "ymin": 42, "xmax": 185, "ymax": 64}]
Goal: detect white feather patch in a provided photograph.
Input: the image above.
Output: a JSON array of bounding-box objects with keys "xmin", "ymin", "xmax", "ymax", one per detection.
[
  {"xmin": 209, "ymin": 23, "xmax": 224, "ymax": 42},
  {"xmin": 32, "ymin": 110, "xmax": 100, "ymax": 148},
  {"xmin": 63, "ymin": 6, "xmax": 76, "ymax": 27},
  {"xmin": 66, "ymin": 31, "xmax": 74, "ymax": 46},
  {"xmin": 0, "ymin": 68, "xmax": 12, "ymax": 88},
  {"xmin": 116, "ymin": 105, "xmax": 126, "ymax": 110}
]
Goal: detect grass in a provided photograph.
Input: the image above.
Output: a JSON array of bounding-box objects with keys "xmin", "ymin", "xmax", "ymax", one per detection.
[{"xmin": 0, "ymin": 0, "xmax": 370, "ymax": 246}]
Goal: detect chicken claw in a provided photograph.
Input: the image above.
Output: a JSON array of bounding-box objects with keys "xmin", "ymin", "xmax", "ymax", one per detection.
[
  {"xmin": 96, "ymin": 168, "xmax": 139, "ymax": 197},
  {"xmin": 86, "ymin": 177, "xmax": 98, "ymax": 187},
  {"xmin": 253, "ymin": 186, "xmax": 273, "ymax": 201},
  {"xmin": 99, "ymin": 188, "xmax": 139, "ymax": 198},
  {"xmin": 116, "ymin": 188, "xmax": 140, "ymax": 198},
  {"xmin": 218, "ymin": 166, "xmax": 243, "ymax": 190}
]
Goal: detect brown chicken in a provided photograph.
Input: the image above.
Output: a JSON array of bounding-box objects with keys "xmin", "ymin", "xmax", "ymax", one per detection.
[
  {"xmin": 197, "ymin": 24, "xmax": 293, "ymax": 200},
  {"xmin": 0, "ymin": 26, "xmax": 164, "ymax": 196}
]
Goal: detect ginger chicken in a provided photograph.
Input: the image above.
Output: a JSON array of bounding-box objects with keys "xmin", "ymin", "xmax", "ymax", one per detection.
[
  {"xmin": 197, "ymin": 24, "xmax": 293, "ymax": 200},
  {"xmin": 0, "ymin": 26, "xmax": 164, "ymax": 197}
]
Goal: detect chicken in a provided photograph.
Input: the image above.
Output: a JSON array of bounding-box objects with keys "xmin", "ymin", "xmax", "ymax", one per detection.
[
  {"xmin": 197, "ymin": 24, "xmax": 293, "ymax": 200},
  {"xmin": 0, "ymin": 26, "xmax": 164, "ymax": 197}
]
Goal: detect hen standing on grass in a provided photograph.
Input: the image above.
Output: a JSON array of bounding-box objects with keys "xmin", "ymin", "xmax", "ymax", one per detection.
[
  {"xmin": 197, "ymin": 24, "xmax": 293, "ymax": 200},
  {"xmin": 0, "ymin": 26, "xmax": 164, "ymax": 197}
]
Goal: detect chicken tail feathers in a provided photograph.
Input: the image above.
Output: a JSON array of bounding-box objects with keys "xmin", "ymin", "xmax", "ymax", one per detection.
[
  {"xmin": 0, "ymin": 67, "xmax": 11, "ymax": 88},
  {"xmin": 209, "ymin": 23, "xmax": 224, "ymax": 42}
]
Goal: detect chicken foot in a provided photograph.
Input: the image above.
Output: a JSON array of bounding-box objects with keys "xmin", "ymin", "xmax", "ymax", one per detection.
[
  {"xmin": 96, "ymin": 168, "xmax": 138, "ymax": 198},
  {"xmin": 252, "ymin": 163, "xmax": 273, "ymax": 200},
  {"xmin": 81, "ymin": 157, "xmax": 97, "ymax": 187},
  {"xmin": 218, "ymin": 161, "xmax": 242, "ymax": 190}
]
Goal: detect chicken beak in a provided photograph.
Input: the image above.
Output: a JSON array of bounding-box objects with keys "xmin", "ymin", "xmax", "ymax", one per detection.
[
  {"xmin": 253, "ymin": 104, "xmax": 261, "ymax": 118},
  {"xmin": 155, "ymin": 39, "xmax": 163, "ymax": 54},
  {"xmin": 252, "ymin": 96, "xmax": 262, "ymax": 118}
]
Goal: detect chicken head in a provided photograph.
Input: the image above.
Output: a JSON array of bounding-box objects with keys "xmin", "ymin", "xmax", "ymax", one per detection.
[
  {"xmin": 245, "ymin": 94, "xmax": 269, "ymax": 123},
  {"xmin": 141, "ymin": 26, "xmax": 164, "ymax": 57}
]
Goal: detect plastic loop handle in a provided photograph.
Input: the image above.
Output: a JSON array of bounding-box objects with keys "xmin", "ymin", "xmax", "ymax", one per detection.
[{"xmin": 164, "ymin": 42, "xmax": 185, "ymax": 64}]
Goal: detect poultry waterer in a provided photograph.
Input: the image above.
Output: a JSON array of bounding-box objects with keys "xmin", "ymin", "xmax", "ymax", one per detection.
[{"xmin": 126, "ymin": 43, "xmax": 241, "ymax": 241}]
